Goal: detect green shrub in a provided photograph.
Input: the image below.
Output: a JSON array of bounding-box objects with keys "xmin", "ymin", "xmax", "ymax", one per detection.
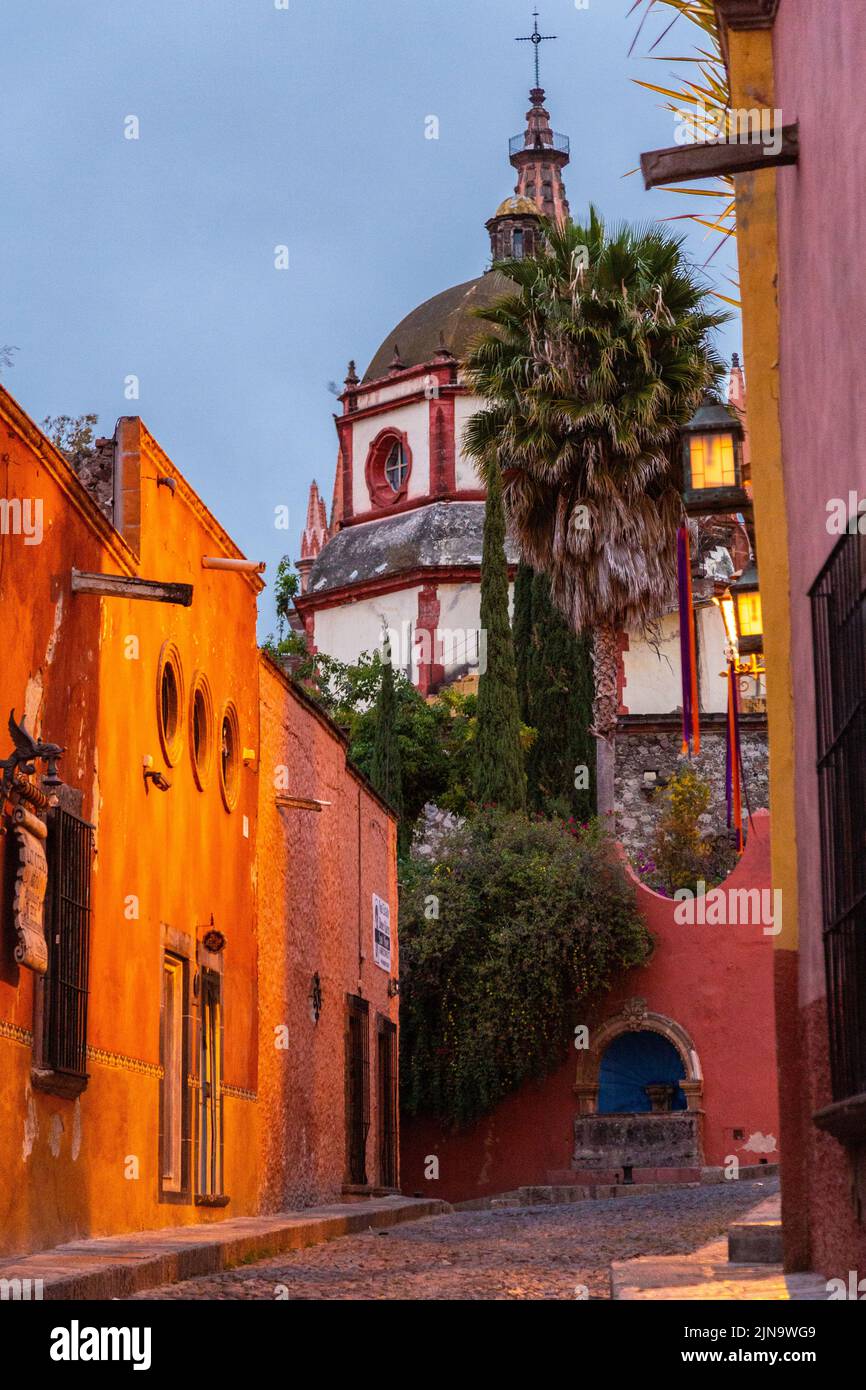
[
  {"xmin": 399, "ymin": 810, "xmax": 652, "ymax": 1128},
  {"xmin": 645, "ymin": 765, "xmax": 738, "ymax": 895}
]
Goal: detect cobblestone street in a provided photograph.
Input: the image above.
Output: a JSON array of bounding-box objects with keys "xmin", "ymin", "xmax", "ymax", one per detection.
[{"xmin": 130, "ymin": 1180, "xmax": 776, "ymax": 1301}]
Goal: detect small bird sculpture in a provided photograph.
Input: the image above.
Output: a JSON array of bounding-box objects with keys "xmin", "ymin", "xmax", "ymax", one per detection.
[{"xmin": 0, "ymin": 710, "xmax": 65, "ymax": 789}]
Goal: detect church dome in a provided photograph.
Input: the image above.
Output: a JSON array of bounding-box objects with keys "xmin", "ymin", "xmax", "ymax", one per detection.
[
  {"xmin": 493, "ymin": 194, "xmax": 540, "ymax": 218},
  {"xmin": 364, "ymin": 271, "xmax": 512, "ymax": 382}
]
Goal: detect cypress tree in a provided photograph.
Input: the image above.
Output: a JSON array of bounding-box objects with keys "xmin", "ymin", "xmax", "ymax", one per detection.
[
  {"xmin": 474, "ymin": 464, "xmax": 526, "ymax": 811},
  {"xmin": 512, "ymin": 560, "xmax": 534, "ymax": 723},
  {"xmin": 370, "ymin": 641, "xmax": 404, "ymax": 825},
  {"xmin": 526, "ymin": 570, "xmax": 596, "ymax": 819}
]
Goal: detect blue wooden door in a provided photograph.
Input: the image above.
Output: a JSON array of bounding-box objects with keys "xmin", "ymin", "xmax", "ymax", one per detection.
[{"xmin": 597, "ymin": 1030, "xmax": 687, "ymax": 1113}]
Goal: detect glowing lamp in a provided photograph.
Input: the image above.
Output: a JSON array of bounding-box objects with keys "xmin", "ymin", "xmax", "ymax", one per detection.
[
  {"xmin": 681, "ymin": 395, "xmax": 749, "ymax": 516},
  {"xmin": 731, "ymin": 561, "xmax": 763, "ymax": 655},
  {"xmin": 715, "ymin": 591, "xmax": 739, "ymax": 653}
]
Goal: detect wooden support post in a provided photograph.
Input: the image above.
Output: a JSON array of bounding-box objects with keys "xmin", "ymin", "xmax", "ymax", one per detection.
[
  {"xmin": 71, "ymin": 569, "xmax": 194, "ymax": 607},
  {"xmin": 640, "ymin": 124, "xmax": 798, "ymax": 189}
]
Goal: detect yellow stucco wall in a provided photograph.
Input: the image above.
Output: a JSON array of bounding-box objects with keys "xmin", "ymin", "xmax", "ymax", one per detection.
[{"xmin": 725, "ymin": 25, "xmax": 798, "ymax": 952}]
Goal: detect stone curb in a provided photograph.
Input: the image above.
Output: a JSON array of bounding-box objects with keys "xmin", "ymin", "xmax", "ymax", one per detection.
[
  {"xmin": 0, "ymin": 1197, "xmax": 451, "ymax": 1301},
  {"xmin": 728, "ymin": 1195, "xmax": 784, "ymax": 1264}
]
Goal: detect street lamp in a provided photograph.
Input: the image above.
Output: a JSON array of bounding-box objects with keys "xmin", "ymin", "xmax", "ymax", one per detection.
[{"xmin": 681, "ymin": 395, "xmax": 749, "ymax": 517}]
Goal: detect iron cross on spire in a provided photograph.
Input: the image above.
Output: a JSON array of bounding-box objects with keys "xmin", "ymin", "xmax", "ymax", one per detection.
[{"xmin": 516, "ymin": 9, "xmax": 557, "ymax": 90}]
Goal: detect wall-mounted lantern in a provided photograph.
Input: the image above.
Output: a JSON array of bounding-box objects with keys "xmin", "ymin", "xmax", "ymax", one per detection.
[
  {"xmin": 715, "ymin": 588, "xmax": 739, "ymax": 654},
  {"xmin": 681, "ymin": 395, "xmax": 749, "ymax": 517},
  {"xmin": 731, "ymin": 561, "xmax": 763, "ymax": 656},
  {"xmin": 142, "ymin": 755, "xmax": 171, "ymax": 793}
]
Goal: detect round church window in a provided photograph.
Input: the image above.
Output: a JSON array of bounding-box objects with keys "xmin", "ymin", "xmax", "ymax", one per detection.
[{"xmin": 365, "ymin": 429, "xmax": 413, "ymax": 508}]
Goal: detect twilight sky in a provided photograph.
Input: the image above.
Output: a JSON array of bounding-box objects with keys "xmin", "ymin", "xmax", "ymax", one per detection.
[{"xmin": 1, "ymin": 0, "xmax": 740, "ymax": 634}]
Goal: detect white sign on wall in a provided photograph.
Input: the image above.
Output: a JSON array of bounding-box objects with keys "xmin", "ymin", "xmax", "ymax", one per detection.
[{"xmin": 373, "ymin": 893, "xmax": 391, "ymax": 973}]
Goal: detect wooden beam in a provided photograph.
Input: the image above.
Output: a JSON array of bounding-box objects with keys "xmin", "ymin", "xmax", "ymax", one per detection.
[
  {"xmin": 275, "ymin": 795, "xmax": 332, "ymax": 813},
  {"xmin": 641, "ymin": 124, "xmax": 798, "ymax": 189},
  {"xmin": 71, "ymin": 569, "xmax": 194, "ymax": 607}
]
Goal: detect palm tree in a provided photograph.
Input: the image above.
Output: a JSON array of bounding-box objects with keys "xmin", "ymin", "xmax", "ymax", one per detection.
[{"xmin": 463, "ymin": 209, "xmax": 726, "ymax": 819}]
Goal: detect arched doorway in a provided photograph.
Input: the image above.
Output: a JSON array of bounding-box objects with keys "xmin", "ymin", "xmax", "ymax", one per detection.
[
  {"xmin": 572, "ymin": 1000, "xmax": 704, "ymax": 1172},
  {"xmin": 597, "ymin": 1030, "xmax": 687, "ymax": 1114}
]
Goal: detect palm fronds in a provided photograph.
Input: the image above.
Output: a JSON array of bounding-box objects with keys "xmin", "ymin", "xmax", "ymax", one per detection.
[
  {"xmin": 629, "ymin": 0, "xmax": 737, "ymax": 266},
  {"xmin": 463, "ymin": 211, "xmax": 727, "ymax": 644}
]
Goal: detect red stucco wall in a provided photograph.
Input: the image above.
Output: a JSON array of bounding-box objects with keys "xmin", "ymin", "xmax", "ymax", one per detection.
[
  {"xmin": 256, "ymin": 656, "xmax": 399, "ymax": 1209},
  {"xmin": 402, "ymin": 811, "xmax": 779, "ymax": 1204}
]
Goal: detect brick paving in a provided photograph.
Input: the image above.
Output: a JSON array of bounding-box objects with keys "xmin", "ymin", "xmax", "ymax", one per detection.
[{"xmin": 129, "ymin": 1179, "xmax": 778, "ymax": 1301}]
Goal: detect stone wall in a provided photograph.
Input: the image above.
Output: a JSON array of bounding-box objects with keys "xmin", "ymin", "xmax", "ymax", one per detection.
[{"xmin": 615, "ymin": 714, "xmax": 769, "ymax": 864}]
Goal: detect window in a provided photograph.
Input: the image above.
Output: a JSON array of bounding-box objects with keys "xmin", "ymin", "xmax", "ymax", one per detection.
[
  {"xmin": 810, "ymin": 532, "xmax": 866, "ymax": 1107},
  {"xmin": 196, "ymin": 969, "xmax": 224, "ymax": 1202},
  {"xmin": 160, "ymin": 954, "xmax": 189, "ymax": 1198},
  {"xmin": 42, "ymin": 808, "xmax": 93, "ymax": 1081},
  {"xmin": 364, "ymin": 430, "xmax": 412, "ymax": 508},
  {"xmin": 688, "ymin": 434, "xmax": 736, "ymax": 491},
  {"xmin": 157, "ymin": 642, "xmax": 185, "ymax": 766},
  {"xmin": 384, "ymin": 441, "xmax": 409, "ymax": 493},
  {"xmin": 345, "ymin": 994, "xmax": 370, "ymax": 1186},
  {"xmin": 378, "ymin": 1017, "xmax": 398, "ymax": 1188},
  {"xmin": 512, "ymin": 229, "xmax": 525, "ymax": 259},
  {"xmin": 219, "ymin": 702, "xmax": 240, "ymax": 812},
  {"xmin": 189, "ymin": 674, "xmax": 214, "ymax": 791}
]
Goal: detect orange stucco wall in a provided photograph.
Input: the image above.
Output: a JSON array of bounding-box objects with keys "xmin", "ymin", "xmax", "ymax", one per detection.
[
  {"xmin": 1, "ymin": 389, "xmax": 400, "ymax": 1258},
  {"xmin": 0, "ymin": 396, "xmax": 266, "ymax": 1255},
  {"xmin": 1, "ymin": 389, "xmax": 118, "ymax": 1253}
]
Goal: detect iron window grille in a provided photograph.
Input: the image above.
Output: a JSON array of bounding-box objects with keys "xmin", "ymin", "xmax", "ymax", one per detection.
[
  {"xmin": 196, "ymin": 968, "xmax": 225, "ymax": 1202},
  {"xmin": 346, "ymin": 994, "xmax": 370, "ymax": 1185},
  {"xmin": 810, "ymin": 531, "xmax": 866, "ymax": 1104},
  {"xmin": 43, "ymin": 808, "xmax": 94, "ymax": 1078}
]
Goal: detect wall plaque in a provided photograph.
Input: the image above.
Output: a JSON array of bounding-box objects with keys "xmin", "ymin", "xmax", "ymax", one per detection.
[{"xmin": 12, "ymin": 806, "xmax": 48, "ymax": 974}]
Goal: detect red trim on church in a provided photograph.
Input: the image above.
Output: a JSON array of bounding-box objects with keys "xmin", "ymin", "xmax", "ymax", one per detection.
[
  {"xmin": 341, "ymin": 360, "xmax": 465, "ymax": 416},
  {"xmin": 429, "ymin": 394, "xmax": 456, "ymax": 495},
  {"xmin": 617, "ymin": 631, "xmax": 630, "ymax": 717},
  {"xmin": 416, "ymin": 584, "xmax": 445, "ymax": 696},
  {"xmin": 302, "ymin": 610, "xmax": 317, "ymax": 657},
  {"xmin": 295, "ymin": 561, "xmax": 518, "ymax": 619},
  {"xmin": 336, "ymin": 417, "xmax": 353, "ymax": 522},
  {"xmin": 364, "ymin": 427, "xmax": 413, "ymax": 508}
]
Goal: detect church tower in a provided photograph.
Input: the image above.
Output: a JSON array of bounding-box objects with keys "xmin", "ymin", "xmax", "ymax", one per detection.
[
  {"xmin": 486, "ymin": 12, "xmax": 570, "ymax": 263},
  {"xmin": 486, "ymin": 88, "xmax": 571, "ymax": 261},
  {"xmin": 292, "ymin": 55, "xmax": 577, "ymax": 691}
]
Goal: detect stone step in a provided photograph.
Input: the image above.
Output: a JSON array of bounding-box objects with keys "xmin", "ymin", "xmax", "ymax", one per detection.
[
  {"xmin": 727, "ymin": 1195, "xmax": 784, "ymax": 1264},
  {"xmin": 558, "ymin": 1166, "xmax": 702, "ymax": 1185},
  {"xmin": 548, "ymin": 1162, "xmax": 779, "ymax": 1187},
  {"xmin": 465, "ymin": 1181, "xmax": 707, "ymax": 1211},
  {"xmin": 701, "ymin": 1163, "xmax": 780, "ymax": 1183},
  {"xmin": 611, "ymin": 1236, "xmax": 827, "ymax": 1300},
  {"xmin": 610, "ymin": 1193, "xmax": 825, "ymax": 1300}
]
